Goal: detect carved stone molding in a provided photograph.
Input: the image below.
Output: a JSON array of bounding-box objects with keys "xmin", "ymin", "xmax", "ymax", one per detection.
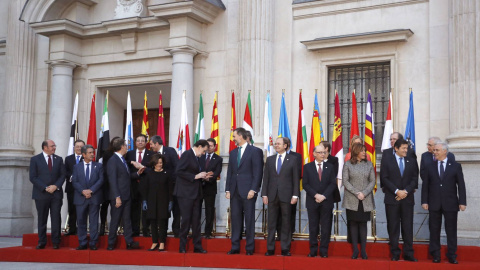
[{"xmin": 114, "ymin": 0, "xmax": 146, "ymax": 19}]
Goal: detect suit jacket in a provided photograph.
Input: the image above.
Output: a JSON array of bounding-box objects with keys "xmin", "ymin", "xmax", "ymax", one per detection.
[
  {"xmin": 261, "ymin": 153, "xmax": 300, "ymax": 203},
  {"xmin": 126, "ymin": 149, "xmax": 153, "ymax": 173},
  {"xmin": 71, "ymin": 161, "xmax": 104, "ymax": 205},
  {"xmin": 380, "ymin": 147, "xmax": 417, "ymax": 189},
  {"xmin": 174, "ymin": 149, "xmax": 203, "ymax": 200},
  {"xmin": 326, "ymin": 154, "xmax": 341, "ymax": 203},
  {"xmin": 380, "ymin": 154, "xmax": 418, "ymax": 205},
  {"xmin": 421, "ymin": 159, "xmax": 466, "ymax": 212},
  {"xmin": 225, "ymin": 144, "xmax": 264, "ymax": 199},
  {"xmin": 288, "ymin": 151, "xmax": 303, "ymax": 178},
  {"xmin": 107, "ymin": 153, "xmax": 139, "ymax": 201},
  {"xmin": 29, "ymin": 153, "xmax": 66, "ymax": 200},
  {"xmin": 420, "ymin": 151, "xmax": 455, "ymax": 181},
  {"xmin": 302, "ymin": 161, "xmax": 337, "ymax": 209},
  {"xmin": 199, "ymin": 152, "xmax": 223, "ymax": 196},
  {"xmin": 157, "ymin": 146, "xmax": 179, "ymax": 182},
  {"xmin": 64, "ymin": 154, "xmax": 83, "ymax": 193}
]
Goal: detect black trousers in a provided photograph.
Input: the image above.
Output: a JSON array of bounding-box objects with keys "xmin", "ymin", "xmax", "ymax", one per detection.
[
  {"xmin": 178, "ymin": 196, "xmax": 203, "ymax": 250},
  {"xmin": 307, "ymin": 202, "xmax": 333, "ymax": 255},
  {"xmin": 35, "ymin": 197, "xmax": 63, "ymax": 245},
  {"xmin": 100, "ymin": 199, "xmax": 110, "ymax": 229},
  {"xmin": 66, "ymin": 191, "xmax": 77, "ymax": 233},
  {"xmin": 202, "ymin": 194, "xmax": 216, "ymax": 236},
  {"xmin": 267, "ymin": 195, "xmax": 292, "ymax": 251},
  {"xmin": 429, "ymin": 209, "xmax": 458, "ymax": 260},
  {"xmin": 150, "ymin": 218, "xmax": 168, "ymax": 244},
  {"xmin": 276, "ymin": 202, "xmax": 297, "ymax": 238},
  {"xmin": 131, "ymin": 194, "xmax": 150, "ymax": 235},
  {"xmin": 230, "ymin": 189, "xmax": 256, "ymax": 252},
  {"xmin": 108, "ymin": 198, "xmax": 134, "ymax": 246},
  {"xmin": 76, "ymin": 203, "xmax": 100, "ymax": 246},
  {"xmin": 171, "ymin": 196, "xmax": 181, "ymax": 235},
  {"xmin": 385, "ymin": 203, "xmax": 414, "ymax": 258}
]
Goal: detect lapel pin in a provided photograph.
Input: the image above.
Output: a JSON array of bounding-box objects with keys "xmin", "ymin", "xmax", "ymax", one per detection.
[
  {"xmin": 448, "ymin": 163, "xmax": 451, "ymax": 165},
  {"xmin": 325, "ymin": 166, "xmax": 328, "ymax": 169},
  {"xmin": 286, "ymin": 159, "xmax": 289, "ymax": 161},
  {"xmin": 406, "ymin": 160, "xmax": 409, "ymax": 162}
]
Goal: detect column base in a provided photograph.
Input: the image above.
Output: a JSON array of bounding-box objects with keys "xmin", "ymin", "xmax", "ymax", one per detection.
[{"xmin": 0, "ymin": 146, "xmax": 34, "ymax": 158}]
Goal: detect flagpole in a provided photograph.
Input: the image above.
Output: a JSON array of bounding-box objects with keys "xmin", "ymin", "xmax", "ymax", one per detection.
[{"xmin": 74, "ymin": 91, "xmax": 79, "ymax": 141}]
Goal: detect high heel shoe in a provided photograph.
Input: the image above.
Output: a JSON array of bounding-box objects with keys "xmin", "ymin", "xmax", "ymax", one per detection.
[
  {"xmin": 351, "ymin": 250, "xmax": 359, "ymax": 259},
  {"xmin": 158, "ymin": 243, "xmax": 166, "ymax": 252},
  {"xmin": 148, "ymin": 243, "xmax": 159, "ymax": 251}
]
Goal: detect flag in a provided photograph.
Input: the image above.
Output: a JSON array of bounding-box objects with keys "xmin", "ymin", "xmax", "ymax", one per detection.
[
  {"xmin": 229, "ymin": 91, "xmax": 237, "ymax": 153},
  {"xmin": 87, "ymin": 92, "xmax": 97, "ymax": 149},
  {"xmin": 365, "ymin": 91, "xmax": 377, "ymax": 193},
  {"xmin": 381, "ymin": 91, "xmax": 393, "ymax": 151},
  {"xmin": 141, "ymin": 91, "xmax": 150, "ymax": 148},
  {"xmin": 194, "ymin": 93, "xmax": 205, "ymax": 142},
  {"xmin": 309, "ymin": 92, "xmax": 324, "ymax": 162},
  {"xmin": 296, "ymin": 91, "xmax": 309, "ymax": 188},
  {"xmin": 97, "ymin": 91, "xmax": 110, "ymax": 161},
  {"xmin": 243, "ymin": 91, "xmax": 254, "ymax": 143},
  {"xmin": 210, "ymin": 92, "xmax": 220, "ymax": 154},
  {"xmin": 263, "ymin": 92, "xmax": 274, "ymax": 156},
  {"xmin": 176, "ymin": 91, "xmax": 191, "ymax": 157},
  {"xmin": 404, "ymin": 90, "xmax": 416, "ymax": 151},
  {"xmin": 350, "ymin": 90, "xmax": 360, "ymax": 144},
  {"xmin": 67, "ymin": 92, "xmax": 79, "ymax": 156},
  {"xmin": 157, "ymin": 90, "xmax": 166, "ymax": 143},
  {"xmin": 278, "ymin": 92, "xmax": 292, "ymax": 147},
  {"xmin": 125, "ymin": 91, "xmax": 134, "ymax": 151},
  {"xmin": 331, "ymin": 91, "xmax": 344, "ymax": 181}
]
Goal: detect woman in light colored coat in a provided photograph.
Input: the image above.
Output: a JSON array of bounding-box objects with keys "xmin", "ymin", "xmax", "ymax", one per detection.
[{"xmin": 342, "ymin": 143, "xmax": 376, "ymax": 260}]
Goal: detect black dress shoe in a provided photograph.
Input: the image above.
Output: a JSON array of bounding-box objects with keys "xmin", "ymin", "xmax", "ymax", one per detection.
[
  {"xmin": 194, "ymin": 249, "xmax": 207, "ymax": 254},
  {"xmin": 90, "ymin": 245, "xmax": 97, "ymax": 250},
  {"xmin": 307, "ymin": 253, "xmax": 316, "ymax": 257},
  {"xmin": 143, "ymin": 233, "xmax": 151, "ymax": 237},
  {"xmin": 107, "ymin": 245, "xmax": 115, "ymax": 251},
  {"xmin": 52, "ymin": 244, "xmax": 60, "ymax": 249},
  {"xmin": 64, "ymin": 231, "xmax": 76, "ymax": 236},
  {"xmin": 320, "ymin": 253, "xmax": 328, "ymax": 258},
  {"xmin": 246, "ymin": 250, "xmax": 254, "ymax": 255},
  {"xmin": 391, "ymin": 255, "xmax": 400, "ymax": 261},
  {"xmin": 126, "ymin": 241, "xmax": 140, "ymax": 250},
  {"xmin": 281, "ymin": 250, "xmax": 291, "ymax": 256},
  {"xmin": 448, "ymin": 258, "xmax": 458, "ymax": 264},
  {"xmin": 76, "ymin": 245, "xmax": 87, "ymax": 250},
  {"xmin": 404, "ymin": 256, "xmax": 418, "ymax": 262},
  {"xmin": 36, "ymin": 244, "xmax": 46, "ymax": 249},
  {"xmin": 265, "ymin": 250, "xmax": 275, "ymax": 256},
  {"xmin": 132, "ymin": 233, "xmax": 140, "ymax": 237},
  {"xmin": 204, "ymin": 235, "xmax": 213, "ymax": 239},
  {"xmin": 275, "ymin": 237, "xmax": 280, "ymax": 241},
  {"xmin": 432, "ymin": 258, "xmax": 441, "ymax": 263},
  {"xmin": 179, "ymin": 249, "xmax": 186, "ymax": 253},
  {"xmin": 227, "ymin": 249, "xmax": 240, "ymax": 255}
]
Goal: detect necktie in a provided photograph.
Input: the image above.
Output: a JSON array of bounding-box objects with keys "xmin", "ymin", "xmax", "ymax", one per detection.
[
  {"xmin": 433, "ymin": 153, "xmax": 436, "ymax": 161},
  {"xmin": 48, "ymin": 155, "xmax": 53, "ymax": 171},
  {"xmin": 317, "ymin": 163, "xmax": 322, "ymax": 182},
  {"xmin": 121, "ymin": 156, "xmax": 130, "ymax": 173},
  {"xmin": 76, "ymin": 155, "xmax": 80, "ymax": 164},
  {"xmin": 399, "ymin": 158, "xmax": 404, "ymax": 177},
  {"xmin": 439, "ymin": 161, "xmax": 445, "ymax": 179},
  {"xmin": 277, "ymin": 155, "xmax": 282, "ymax": 174},
  {"xmin": 237, "ymin": 146, "xmax": 242, "ymax": 167},
  {"xmin": 85, "ymin": 164, "xmax": 90, "ymax": 184},
  {"xmin": 138, "ymin": 151, "xmax": 142, "ymax": 163},
  {"xmin": 205, "ymin": 154, "xmax": 211, "ymax": 169}
]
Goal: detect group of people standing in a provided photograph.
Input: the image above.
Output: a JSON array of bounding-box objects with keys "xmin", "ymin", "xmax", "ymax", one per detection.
[{"xmin": 30, "ymin": 128, "xmax": 466, "ymax": 264}]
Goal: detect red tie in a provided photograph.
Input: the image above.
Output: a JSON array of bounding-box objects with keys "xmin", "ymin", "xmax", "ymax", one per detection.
[
  {"xmin": 317, "ymin": 163, "xmax": 322, "ymax": 182},
  {"xmin": 48, "ymin": 155, "xmax": 53, "ymax": 171},
  {"xmin": 205, "ymin": 154, "xmax": 211, "ymax": 169},
  {"xmin": 138, "ymin": 151, "xmax": 142, "ymax": 163}
]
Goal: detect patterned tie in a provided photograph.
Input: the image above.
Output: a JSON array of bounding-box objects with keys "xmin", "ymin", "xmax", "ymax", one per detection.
[
  {"xmin": 205, "ymin": 154, "xmax": 211, "ymax": 169},
  {"xmin": 439, "ymin": 161, "xmax": 445, "ymax": 179},
  {"xmin": 121, "ymin": 156, "xmax": 130, "ymax": 173},
  {"xmin": 317, "ymin": 163, "xmax": 322, "ymax": 182},
  {"xmin": 76, "ymin": 155, "xmax": 80, "ymax": 164},
  {"xmin": 48, "ymin": 155, "xmax": 53, "ymax": 171},
  {"xmin": 237, "ymin": 146, "xmax": 242, "ymax": 167},
  {"xmin": 138, "ymin": 151, "xmax": 142, "ymax": 163},
  {"xmin": 277, "ymin": 155, "xmax": 282, "ymax": 174},
  {"xmin": 399, "ymin": 158, "xmax": 404, "ymax": 177},
  {"xmin": 85, "ymin": 164, "xmax": 90, "ymax": 184}
]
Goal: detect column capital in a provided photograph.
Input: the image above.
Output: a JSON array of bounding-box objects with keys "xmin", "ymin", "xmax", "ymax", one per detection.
[
  {"xmin": 45, "ymin": 60, "xmax": 80, "ymax": 69},
  {"xmin": 165, "ymin": 46, "xmax": 200, "ymax": 57}
]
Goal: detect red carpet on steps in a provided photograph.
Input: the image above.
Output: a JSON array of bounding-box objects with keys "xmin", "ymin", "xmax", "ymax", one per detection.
[{"xmin": 0, "ymin": 234, "xmax": 479, "ymax": 269}]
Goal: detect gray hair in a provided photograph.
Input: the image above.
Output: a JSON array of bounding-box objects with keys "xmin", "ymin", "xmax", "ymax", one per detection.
[
  {"xmin": 435, "ymin": 141, "xmax": 449, "ymax": 153},
  {"xmin": 428, "ymin": 136, "xmax": 442, "ymax": 143},
  {"xmin": 81, "ymin": 144, "xmax": 95, "ymax": 154},
  {"xmin": 150, "ymin": 135, "xmax": 163, "ymax": 145}
]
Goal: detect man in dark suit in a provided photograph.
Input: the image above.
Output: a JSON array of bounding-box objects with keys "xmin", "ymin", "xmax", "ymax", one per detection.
[
  {"xmin": 225, "ymin": 127, "xmax": 263, "ymax": 255},
  {"xmin": 322, "ymin": 141, "xmax": 340, "ymax": 203},
  {"xmin": 420, "ymin": 137, "xmax": 455, "ymax": 182},
  {"xmin": 381, "ymin": 132, "xmax": 417, "ymax": 190},
  {"xmin": 64, "ymin": 139, "xmax": 85, "ymax": 236},
  {"xmin": 29, "ymin": 140, "xmax": 66, "ymax": 249},
  {"xmin": 149, "ymin": 135, "xmax": 180, "ymax": 237},
  {"xmin": 198, "ymin": 138, "xmax": 223, "ymax": 239},
  {"xmin": 303, "ymin": 143, "xmax": 337, "ymax": 258},
  {"xmin": 381, "ymin": 139, "xmax": 419, "ymax": 262},
  {"xmin": 106, "ymin": 137, "xmax": 141, "ymax": 250},
  {"xmin": 422, "ymin": 142, "xmax": 466, "ymax": 264},
  {"xmin": 71, "ymin": 144, "xmax": 104, "ymax": 250},
  {"xmin": 174, "ymin": 139, "xmax": 209, "ymax": 253},
  {"xmin": 262, "ymin": 137, "xmax": 300, "ymax": 256},
  {"xmin": 126, "ymin": 134, "xmax": 153, "ymax": 237}
]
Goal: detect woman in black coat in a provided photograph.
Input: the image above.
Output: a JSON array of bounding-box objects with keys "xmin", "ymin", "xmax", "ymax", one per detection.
[{"xmin": 140, "ymin": 153, "xmax": 173, "ymax": 251}]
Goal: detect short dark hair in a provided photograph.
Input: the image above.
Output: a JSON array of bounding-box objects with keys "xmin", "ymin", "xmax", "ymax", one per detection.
[
  {"xmin": 112, "ymin": 137, "xmax": 126, "ymax": 152},
  {"xmin": 350, "ymin": 143, "xmax": 366, "ymax": 164},
  {"xmin": 150, "ymin": 135, "xmax": 163, "ymax": 145},
  {"xmin": 207, "ymin": 138, "xmax": 217, "ymax": 146},
  {"xmin": 148, "ymin": 153, "xmax": 165, "ymax": 168},
  {"xmin": 320, "ymin": 141, "xmax": 331, "ymax": 153},
  {"xmin": 74, "ymin": 139, "xmax": 85, "ymax": 145},
  {"xmin": 41, "ymin": 140, "xmax": 48, "ymax": 150},
  {"xmin": 194, "ymin": 139, "xmax": 209, "ymax": 148},
  {"xmin": 394, "ymin": 138, "xmax": 409, "ymax": 149},
  {"xmin": 108, "ymin": 136, "xmax": 121, "ymax": 152},
  {"xmin": 81, "ymin": 144, "xmax": 94, "ymax": 154},
  {"xmin": 392, "ymin": 132, "xmax": 404, "ymax": 140},
  {"xmin": 234, "ymin": 127, "xmax": 248, "ymax": 140},
  {"xmin": 135, "ymin": 134, "xmax": 148, "ymax": 142},
  {"xmin": 283, "ymin": 137, "xmax": 291, "ymax": 149}
]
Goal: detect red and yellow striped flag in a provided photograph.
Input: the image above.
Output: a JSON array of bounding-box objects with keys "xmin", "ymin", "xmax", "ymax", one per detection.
[
  {"xmin": 365, "ymin": 91, "xmax": 377, "ymax": 193},
  {"xmin": 210, "ymin": 92, "xmax": 220, "ymax": 154},
  {"xmin": 229, "ymin": 91, "xmax": 237, "ymax": 153},
  {"xmin": 142, "ymin": 91, "xmax": 150, "ymax": 148}
]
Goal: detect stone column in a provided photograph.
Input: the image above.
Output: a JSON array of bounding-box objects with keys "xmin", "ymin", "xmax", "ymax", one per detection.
[
  {"xmin": 238, "ymin": 0, "xmax": 275, "ymax": 141},
  {"xmin": 167, "ymin": 48, "xmax": 197, "ymax": 148},
  {"xmin": 447, "ymin": 0, "xmax": 480, "ymax": 245},
  {"xmin": 0, "ymin": 0, "xmax": 36, "ymax": 235}
]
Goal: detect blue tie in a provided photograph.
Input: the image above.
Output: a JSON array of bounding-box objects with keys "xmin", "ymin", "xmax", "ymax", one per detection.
[
  {"xmin": 439, "ymin": 161, "xmax": 445, "ymax": 179},
  {"xmin": 399, "ymin": 158, "xmax": 404, "ymax": 177},
  {"xmin": 85, "ymin": 164, "xmax": 90, "ymax": 184},
  {"xmin": 76, "ymin": 155, "xmax": 80, "ymax": 164},
  {"xmin": 277, "ymin": 155, "xmax": 282, "ymax": 174},
  {"xmin": 121, "ymin": 157, "xmax": 130, "ymax": 173}
]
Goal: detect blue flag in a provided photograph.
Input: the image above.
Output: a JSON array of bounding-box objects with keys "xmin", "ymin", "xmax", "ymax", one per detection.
[
  {"xmin": 278, "ymin": 92, "xmax": 292, "ymax": 148},
  {"xmin": 404, "ymin": 90, "xmax": 416, "ymax": 151}
]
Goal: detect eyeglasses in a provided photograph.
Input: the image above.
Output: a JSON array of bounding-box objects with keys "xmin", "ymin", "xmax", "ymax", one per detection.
[{"xmin": 315, "ymin": 151, "xmax": 327, "ymax": 154}]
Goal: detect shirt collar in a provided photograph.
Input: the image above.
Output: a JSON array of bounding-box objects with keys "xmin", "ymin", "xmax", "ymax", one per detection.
[
  {"xmin": 315, "ymin": 159, "xmax": 323, "ymax": 167},
  {"xmin": 439, "ymin": 157, "xmax": 448, "ymax": 164},
  {"xmin": 84, "ymin": 160, "xmax": 91, "ymax": 165},
  {"xmin": 114, "ymin": 152, "xmax": 123, "ymax": 159},
  {"xmin": 239, "ymin": 142, "xmax": 248, "ymax": 149},
  {"xmin": 43, "ymin": 151, "xmax": 50, "ymax": 158}
]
